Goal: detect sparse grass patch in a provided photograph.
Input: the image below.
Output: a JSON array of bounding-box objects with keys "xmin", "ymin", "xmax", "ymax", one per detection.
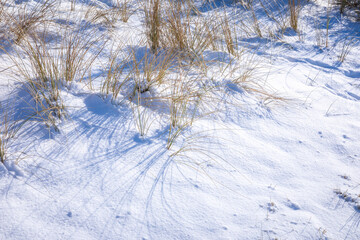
[
  {"xmin": 0, "ymin": 105, "xmax": 15, "ymax": 164},
  {"xmin": 165, "ymin": 65, "xmax": 217, "ymax": 150},
  {"xmin": 337, "ymin": 36, "xmax": 359, "ymax": 62},
  {"xmin": 0, "ymin": 102, "xmax": 26, "ymax": 168},
  {"xmin": 101, "ymin": 45, "xmax": 133, "ymax": 102},
  {"xmin": 85, "ymin": 5, "xmax": 116, "ymax": 29},
  {"xmin": 314, "ymin": 16, "xmax": 325, "ymax": 47},
  {"xmin": 128, "ymin": 48, "xmax": 176, "ymax": 137},
  {"xmin": 131, "ymin": 96, "xmax": 154, "ymax": 137},
  {"xmin": 249, "ymin": 2, "xmax": 263, "ymax": 37},
  {"xmin": 260, "ymin": 0, "xmax": 289, "ymax": 36},
  {"xmin": 84, "ymin": 1, "xmax": 135, "ymax": 28},
  {"xmin": 169, "ymin": 130, "xmax": 227, "ymax": 175}
]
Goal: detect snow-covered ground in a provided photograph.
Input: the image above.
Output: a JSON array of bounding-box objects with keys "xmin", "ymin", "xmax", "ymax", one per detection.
[{"xmin": 0, "ymin": 0, "xmax": 359, "ymax": 239}]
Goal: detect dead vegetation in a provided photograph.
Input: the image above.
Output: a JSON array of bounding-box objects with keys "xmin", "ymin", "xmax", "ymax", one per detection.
[{"xmin": 0, "ymin": 0, "xmax": 356, "ymax": 169}]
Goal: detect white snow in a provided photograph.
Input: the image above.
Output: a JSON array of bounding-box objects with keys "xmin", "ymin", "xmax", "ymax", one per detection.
[{"xmin": 0, "ymin": 0, "xmax": 359, "ymax": 239}]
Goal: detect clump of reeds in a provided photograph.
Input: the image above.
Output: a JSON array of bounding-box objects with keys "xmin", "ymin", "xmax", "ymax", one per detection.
[
  {"xmin": 12, "ymin": 34, "xmax": 65, "ymax": 131},
  {"xmin": 288, "ymin": 0, "xmax": 301, "ymax": 32},
  {"xmin": 162, "ymin": 0, "xmax": 219, "ymax": 61},
  {"xmin": 144, "ymin": 0, "xmax": 162, "ymax": 53},
  {"xmin": 5, "ymin": 0, "xmax": 55, "ymax": 44},
  {"xmin": 6, "ymin": 18, "xmax": 104, "ymax": 130}
]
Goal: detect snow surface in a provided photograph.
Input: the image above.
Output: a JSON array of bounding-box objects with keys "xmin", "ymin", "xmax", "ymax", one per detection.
[{"xmin": 0, "ymin": 0, "xmax": 360, "ymax": 239}]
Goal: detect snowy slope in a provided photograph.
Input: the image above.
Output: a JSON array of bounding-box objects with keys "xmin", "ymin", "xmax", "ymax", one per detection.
[{"xmin": 0, "ymin": 0, "xmax": 360, "ymax": 239}]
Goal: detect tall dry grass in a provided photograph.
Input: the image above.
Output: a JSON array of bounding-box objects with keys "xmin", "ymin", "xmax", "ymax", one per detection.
[
  {"xmin": 10, "ymin": 34, "xmax": 65, "ymax": 131},
  {"xmin": 163, "ymin": 0, "xmax": 219, "ymax": 60},
  {"xmin": 3, "ymin": 0, "xmax": 55, "ymax": 44},
  {"xmin": 144, "ymin": 0, "xmax": 162, "ymax": 52},
  {"xmin": 60, "ymin": 23, "xmax": 105, "ymax": 85},
  {"xmin": 101, "ymin": 45, "xmax": 133, "ymax": 101},
  {"xmin": 0, "ymin": 106, "xmax": 14, "ymax": 164},
  {"xmin": 5, "ymin": 16, "xmax": 105, "ymax": 130},
  {"xmin": 288, "ymin": 0, "xmax": 301, "ymax": 32}
]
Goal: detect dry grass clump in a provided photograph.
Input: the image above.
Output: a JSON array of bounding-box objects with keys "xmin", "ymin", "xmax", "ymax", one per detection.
[
  {"xmin": 259, "ymin": 0, "xmax": 289, "ymax": 36},
  {"xmin": 60, "ymin": 23, "xmax": 105, "ymax": 86},
  {"xmin": 139, "ymin": 0, "xmax": 283, "ymax": 143},
  {"xmin": 132, "ymin": 100, "xmax": 154, "ymax": 137},
  {"xmin": 312, "ymin": 0, "xmax": 332, "ymax": 48},
  {"xmin": 101, "ymin": 46, "xmax": 176, "ymax": 103},
  {"xmin": 131, "ymin": 48, "xmax": 176, "ymax": 96},
  {"xmin": 130, "ymin": 49, "xmax": 178, "ymax": 137},
  {"xmin": 288, "ymin": 0, "xmax": 301, "ymax": 32},
  {"xmin": 250, "ymin": 2, "xmax": 264, "ymax": 37},
  {"xmin": 233, "ymin": 0, "xmax": 264, "ymax": 38},
  {"xmin": 163, "ymin": 0, "xmax": 218, "ymax": 59},
  {"xmin": 0, "ymin": 1, "xmax": 5, "ymax": 24},
  {"xmin": 100, "ymin": 46, "xmax": 178, "ymax": 136},
  {"xmin": 0, "ymin": 103, "xmax": 26, "ymax": 167},
  {"xmin": 10, "ymin": 35, "xmax": 65, "ymax": 131},
  {"xmin": 102, "ymin": 46, "xmax": 217, "ymax": 141},
  {"xmin": 220, "ymin": 11, "xmax": 238, "ymax": 56},
  {"xmin": 0, "ymin": 0, "xmax": 55, "ymax": 44},
  {"xmin": 335, "ymin": 0, "xmax": 360, "ymax": 17},
  {"xmin": 6, "ymin": 20, "xmax": 104, "ymax": 130},
  {"xmin": 84, "ymin": 5, "xmax": 116, "ymax": 29},
  {"xmin": 144, "ymin": 0, "xmax": 161, "ymax": 52},
  {"xmin": 143, "ymin": 0, "xmax": 219, "ymax": 60},
  {"xmin": 259, "ymin": 0, "xmax": 302, "ymax": 37}
]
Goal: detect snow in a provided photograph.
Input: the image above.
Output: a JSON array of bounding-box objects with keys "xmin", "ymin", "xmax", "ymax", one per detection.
[{"xmin": 0, "ymin": 0, "xmax": 359, "ymax": 239}]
